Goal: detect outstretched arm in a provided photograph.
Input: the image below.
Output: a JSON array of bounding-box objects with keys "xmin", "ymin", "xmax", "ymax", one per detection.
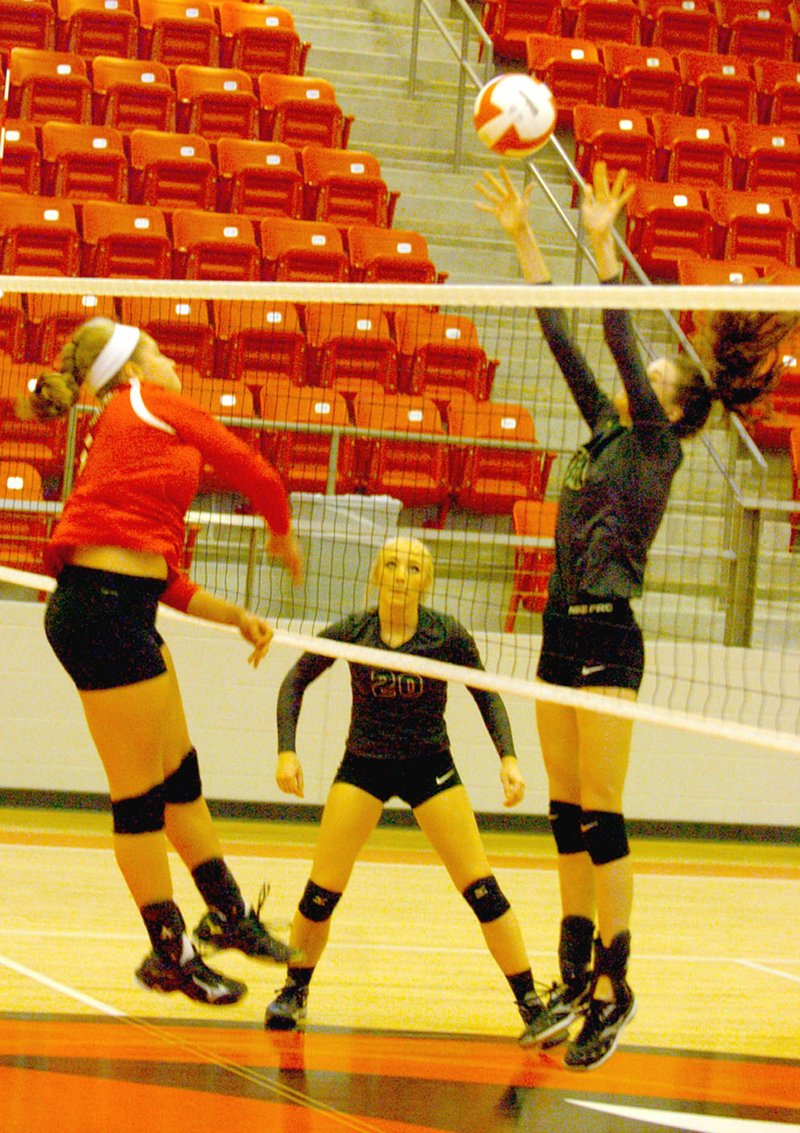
[{"xmin": 580, "ymin": 161, "xmax": 636, "ymax": 282}]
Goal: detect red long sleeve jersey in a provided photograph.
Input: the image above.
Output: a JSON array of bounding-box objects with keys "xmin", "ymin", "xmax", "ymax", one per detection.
[{"xmin": 45, "ymin": 380, "xmax": 291, "ymax": 611}]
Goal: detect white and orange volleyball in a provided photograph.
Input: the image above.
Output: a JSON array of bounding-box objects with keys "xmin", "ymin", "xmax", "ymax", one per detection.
[{"xmin": 473, "ymin": 74, "xmax": 557, "ymax": 157}]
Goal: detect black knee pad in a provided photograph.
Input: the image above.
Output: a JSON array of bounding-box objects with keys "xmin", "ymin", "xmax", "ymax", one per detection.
[
  {"xmin": 163, "ymin": 748, "xmax": 203, "ymax": 805},
  {"xmin": 112, "ymin": 782, "xmax": 165, "ymax": 834},
  {"xmin": 462, "ymin": 875, "xmax": 511, "ymax": 924},
  {"xmin": 581, "ymin": 809, "xmax": 629, "ymax": 866},
  {"xmin": 549, "ymin": 799, "xmax": 585, "ymax": 855},
  {"xmin": 298, "ymin": 880, "xmax": 342, "ymax": 923}
]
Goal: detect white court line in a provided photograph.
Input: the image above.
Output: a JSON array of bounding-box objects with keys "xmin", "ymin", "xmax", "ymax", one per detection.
[
  {"xmin": 735, "ymin": 958, "xmax": 800, "ymax": 985},
  {"xmin": 0, "ymin": 952, "xmax": 126, "ymax": 1017}
]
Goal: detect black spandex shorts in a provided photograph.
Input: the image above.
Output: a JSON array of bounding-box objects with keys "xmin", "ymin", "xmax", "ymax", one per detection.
[
  {"xmin": 45, "ymin": 565, "xmax": 168, "ymax": 691},
  {"xmin": 537, "ymin": 595, "xmax": 644, "ymax": 692},
  {"xmin": 333, "ymin": 749, "xmax": 464, "ymax": 809}
]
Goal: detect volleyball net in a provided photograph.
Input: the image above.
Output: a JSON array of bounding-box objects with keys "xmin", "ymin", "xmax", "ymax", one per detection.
[{"xmin": 1, "ymin": 275, "xmax": 800, "ymax": 754}]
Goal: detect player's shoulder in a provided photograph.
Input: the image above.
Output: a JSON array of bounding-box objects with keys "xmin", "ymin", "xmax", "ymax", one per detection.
[
  {"xmin": 419, "ymin": 606, "xmax": 471, "ymax": 642},
  {"xmin": 321, "ymin": 608, "xmax": 377, "ymax": 642}
]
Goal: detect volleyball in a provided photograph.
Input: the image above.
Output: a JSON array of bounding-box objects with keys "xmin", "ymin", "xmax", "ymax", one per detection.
[{"xmin": 473, "ymin": 74, "xmax": 557, "ymax": 157}]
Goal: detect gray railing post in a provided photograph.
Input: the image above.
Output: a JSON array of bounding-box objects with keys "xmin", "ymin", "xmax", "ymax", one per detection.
[{"xmin": 724, "ymin": 500, "xmax": 760, "ymax": 647}]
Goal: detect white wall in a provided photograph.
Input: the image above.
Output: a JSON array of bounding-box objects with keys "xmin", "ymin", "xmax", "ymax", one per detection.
[{"xmin": 1, "ymin": 598, "xmax": 797, "ymax": 829}]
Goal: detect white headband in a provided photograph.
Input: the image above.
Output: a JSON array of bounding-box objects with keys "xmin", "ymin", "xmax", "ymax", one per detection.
[{"xmin": 85, "ymin": 322, "xmax": 140, "ymax": 394}]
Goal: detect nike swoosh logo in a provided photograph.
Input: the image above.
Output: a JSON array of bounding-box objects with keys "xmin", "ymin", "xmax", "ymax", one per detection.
[
  {"xmin": 191, "ymin": 976, "xmax": 229, "ymax": 1002},
  {"xmin": 581, "ymin": 664, "xmax": 606, "ymax": 676},
  {"xmin": 435, "ymin": 768, "xmax": 456, "ymax": 786},
  {"xmin": 580, "ymin": 821, "xmax": 599, "ymax": 834}
]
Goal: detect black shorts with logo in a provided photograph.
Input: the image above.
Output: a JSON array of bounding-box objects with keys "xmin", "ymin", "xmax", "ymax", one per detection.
[
  {"xmin": 333, "ymin": 749, "xmax": 464, "ymax": 809},
  {"xmin": 45, "ymin": 565, "xmax": 167, "ymax": 691},
  {"xmin": 537, "ymin": 595, "xmax": 644, "ymax": 692}
]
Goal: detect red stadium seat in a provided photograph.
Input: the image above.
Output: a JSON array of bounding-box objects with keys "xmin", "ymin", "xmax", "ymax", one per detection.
[
  {"xmin": 675, "ymin": 255, "xmax": 762, "ymax": 335},
  {"xmin": 301, "ymin": 146, "xmax": 399, "ymax": 228},
  {"xmin": 26, "ymin": 291, "xmax": 117, "ymax": 363},
  {"xmin": 261, "ymin": 384, "xmax": 351, "ymax": 494},
  {"xmin": 0, "ymin": 120, "xmax": 42, "ymax": 195},
  {"xmin": 0, "ymin": 0, "xmax": 55, "ymax": 66},
  {"xmin": 212, "ymin": 299, "xmax": 306, "ymax": 387},
  {"xmin": 56, "ymin": 0, "xmax": 138, "ymax": 59},
  {"xmin": 174, "ymin": 64, "xmax": 259, "ymax": 141},
  {"xmin": 7, "ymin": 46, "xmax": 91, "ymax": 124},
  {"xmin": 625, "ymin": 180, "xmax": 714, "ymax": 279},
  {"xmin": 651, "ymin": 111, "xmax": 733, "ymax": 186},
  {"xmin": 137, "ymin": 0, "xmax": 220, "ymax": 67},
  {"xmin": 725, "ymin": 121, "xmax": 800, "ymax": 194},
  {"xmin": 504, "ymin": 498, "xmax": 559, "ymax": 629},
  {"xmin": 216, "ymin": 137, "xmax": 303, "ymax": 217},
  {"xmin": 129, "ymin": 128, "xmax": 216, "ymax": 211},
  {"xmin": 572, "ymin": 105, "xmax": 656, "ymax": 195},
  {"xmin": 0, "ymin": 191, "xmax": 81, "ymax": 276},
  {"xmin": 705, "ymin": 187, "xmax": 795, "ymax": 265},
  {"xmin": 714, "ymin": 0, "xmax": 794, "ymax": 58},
  {"xmin": 91, "ymin": 56, "xmax": 176, "ymax": 132},
  {"xmin": 447, "ymin": 399, "xmax": 556, "ymax": 516},
  {"xmin": 753, "ymin": 59, "xmax": 800, "ymax": 128},
  {"xmin": 600, "ymin": 43, "xmax": 681, "ymax": 113},
  {"xmin": 259, "ymin": 216, "xmax": 349, "ymax": 281},
  {"xmin": 643, "ymin": 0, "xmax": 720, "ymax": 53},
  {"xmin": 346, "ymin": 226, "xmax": 441, "ymax": 284},
  {"xmin": 258, "ymin": 74, "xmax": 352, "ymax": 148},
  {"xmin": 118, "ymin": 296, "xmax": 215, "ymax": 381},
  {"xmin": 81, "ymin": 199, "xmax": 171, "ymax": 277},
  {"xmin": 482, "ymin": 0, "xmax": 563, "ymax": 59},
  {"xmin": 525, "ymin": 34, "xmax": 605, "ymax": 126},
  {"xmin": 40, "ymin": 120, "xmax": 127, "ymax": 202},
  {"xmin": 217, "ymin": 1, "xmax": 309, "ymax": 76},
  {"xmin": 171, "ymin": 208, "xmax": 260, "ymax": 280},
  {"xmin": 567, "ymin": 0, "xmax": 642, "ymax": 43},
  {"xmin": 676, "ymin": 49, "xmax": 757, "ymax": 121},
  {"xmin": 0, "ymin": 458, "xmax": 53, "ymax": 573},
  {"xmin": 394, "ymin": 309, "xmax": 495, "ymax": 403},
  {"xmin": 0, "ymin": 291, "xmax": 28, "ymax": 361},
  {"xmin": 304, "ymin": 303, "xmax": 398, "ymax": 401}
]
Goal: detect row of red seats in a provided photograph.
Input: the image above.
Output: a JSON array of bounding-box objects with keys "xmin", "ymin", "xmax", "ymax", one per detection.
[
  {"xmin": 0, "ymin": 126, "xmax": 398, "ymax": 228},
  {"xmin": 0, "ymin": 0, "xmax": 310, "ymax": 74},
  {"xmin": 484, "ymin": 0, "xmax": 800, "ymax": 61},
  {"xmin": 0, "ymin": 298, "xmax": 493, "ymax": 404},
  {"xmin": 572, "ymin": 106, "xmax": 800, "ymax": 194},
  {"xmin": 0, "ymin": 194, "xmax": 438, "ymax": 282},
  {"xmin": 5, "ymin": 49, "xmax": 352, "ymax": 147},
  {"xmin": 528, "ymin": 39, "xmax": 800, "ymax": 125}
]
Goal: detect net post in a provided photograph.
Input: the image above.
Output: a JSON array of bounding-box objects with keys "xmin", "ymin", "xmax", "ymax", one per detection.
[{"xmin": 724, "ymin": 501, "xmax": 760, "ymax": 648}]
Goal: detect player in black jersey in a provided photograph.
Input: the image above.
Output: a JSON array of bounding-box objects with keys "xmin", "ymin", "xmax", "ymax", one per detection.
[
  {"xmin": 476, "ymin": 161, "xmax": 798, "ymax": 1070},
  {"xmin": 265, "ymin": 537, "xmax": 560, "ymax": 1044}
]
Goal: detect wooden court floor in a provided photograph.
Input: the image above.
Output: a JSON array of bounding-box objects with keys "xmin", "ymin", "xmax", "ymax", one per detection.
[{"xmin": 1, "ymin": 807, "xmax": 798, "ymax": 1133}]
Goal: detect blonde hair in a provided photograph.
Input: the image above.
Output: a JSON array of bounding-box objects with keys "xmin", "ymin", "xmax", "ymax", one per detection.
[
  {"xmin": 369, "ymin": 537, "xmax": 434, "ymax": 596},
  {"xmin": 16, "ymin": 317, "xmax": 144, "ymax": 422}
]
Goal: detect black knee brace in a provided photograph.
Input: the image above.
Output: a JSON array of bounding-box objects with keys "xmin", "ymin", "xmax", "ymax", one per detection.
[
  {"xmin": 163, "ymin": 748, "xmax": 203, "ymax": 805},
  {"xmin": 581, "ymin": 809, "xmax": 629, "ymax": 866},
  {"xmin": 112, "ymin": 782, "xmax": 165, "ymax": 834},
  {"xmin": 549, "ymin": 799, "xmax": 585, "ymax": 855},
  {"xmin": 462, "ymin": 875, "xmax": 511, "ymax": 924},
  {"xmin": 298, "ymin": 880, "xmax": 342, "ymax": 923}
]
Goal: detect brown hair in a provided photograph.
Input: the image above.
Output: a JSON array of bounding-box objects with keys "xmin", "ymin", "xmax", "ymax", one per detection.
[{"xmin": 15, "ymin": 317, "xmax": 144, "ymax": 423}]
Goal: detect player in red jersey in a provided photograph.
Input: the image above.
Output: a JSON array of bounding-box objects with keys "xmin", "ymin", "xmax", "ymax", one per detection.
[{"xmin": 19, "ymin": 316, "xmax": 303, "ymax": 1005}]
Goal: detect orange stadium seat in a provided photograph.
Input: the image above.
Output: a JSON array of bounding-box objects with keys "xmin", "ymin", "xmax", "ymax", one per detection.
[
  {"xmin": 55, "ymin": 0, "xmax": 138, "ymax": 59},
  {"xmin": 568, "ymin": 0, "xmax": 642, "ymax": 43},
  {"xmin": 675, "ymin": 255, "xmax": 761, "ymax": 334},
  {"xmin": 0, "ymin": 458, "xmax": 53, "ymax": 573},
  {"xmin": 26, "ymin": 291, "xmax": 117, "ymax": 363},
  {"xmin": 725, "ymin": 121, "xmax": 800, "ymax": 194},
  {"xmin": 625, "ymin": 181, "xmax": 715, "ymax": 279},
  {"xmin": 137, "ymin": 0, "xmax": 220, "ymax": 66},
  {"xmin": 91, "ymin": 55, "xmax": 176, "ymax": 132},
  {"xmin": 0, "ymin": 0, "xmax": 55, "ymax": 65},
  {"xmin": 260, "ymin": 384, "xmax": 351, "ymax": 494},
  {"xmin": 0, "ymin": 120, "xmax": 42, "ymax": 195},
  {"xmin": 676, "ymin": 49, "xmax": 757, "ymax": 121},
  {"xmin": 393, "ymin": 309, "xmax": 495, "ymax": 404},
  {"xmin": 212, "ymin": 299, "xmax": 306, "ymax": 387},
  {"xmin": 118, "ymin": 296, "xmax": 215, "ymax": 380},
  {"xmin": 752, "ymin": 59, "xmax": 800, "ymax": 127},
  {"xmin": 81, "ymin": 199, "xmax": 172, "ymax": 277},
  {"xmin": 0, "ymin": 191, "xmax": 81, "ymax": 276},
  {"xmin": 259, "ymin": 216, "xmax": 349, "ymax": 281},
  {"xmin": 171, "ymin": 208, "xmax": 261, "ymax": 280},
  {"xmin": 7, "ymin": 46, "xmax": 91, "ymax": 124},
  {"xmin": 0, "ymin": 292, "xmax": 28, "ymax": 361},
  {"xmin": 572, "ymin": 105, "xmax": 656, "ymax": 195},
  {"xmin": 600, "ymin": 43, "xmax": 681, "ymax": 113},
  {"xmin": 258, "ymin": 74, "xmax": 352, "ymax": 148},
  {"xmin": 217, "ymin": 1, "xmax": 309, "ymax": 76},
  {"xmin": 482, "ymin": 0, "xmax": 563, "ymax": 59},
  {"xmin": 40, "ymin": 120, "xmax": 127, "ymax": 202},
  {"xmin": 304, "ymin": 303, "xmax": 398, "ymax": 400},
  {"xmin": 705, "ymin": 186, "xmax": 796, "ymax": 265},
  {"xmin": 504, "ymin": 498, "xmax": 559, "ymax": 629},
  {"xmin": 129, "ymin": 128, "xmax": 217, "ymax": 210},
  {"xmin": 346, "ymin": 226, "xmax": 441, "ymax": 284},
  {"xmin": 448, "ymin": 399, "xmax": 556, "ymax": 516},
  {"xmin": 650, "ymin": 111, "xmax": 733, "ymax": 186},
  {"xmin": 642, "ymin": 0, "xmax": 720, "ymax": 52},
  {"xmin": 174, "ymin": 63, "xmax": 259, "ymax": 141},
  {"xmin": 301, "ymin": 146, "xmax": 399, "ymax": 228},
  {"xmin": 714, "ymin": 0, "xmax": 795, "ymax": 59},
  {"xmin": 216, "ymin": 137, "xmax": 303, "ymax": 216},
  {"xmin": 525, "ymin": 34, "xmax": 606, "ymax": 125}
]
